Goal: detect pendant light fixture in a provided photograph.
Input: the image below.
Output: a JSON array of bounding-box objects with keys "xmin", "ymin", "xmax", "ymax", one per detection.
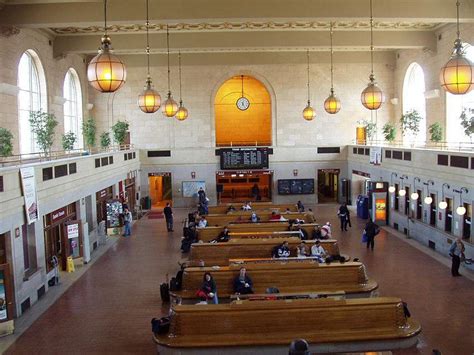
[
  {"xmin": 324, "ymin": 22, "xmax": 341, "ymax": 114},
  {"xmin": 175, "ymin": 52, "xmax": 189, "ymax": 121},
  {"xmin": 361, "ymin": 0, "xmax": 384, "ymax": 110},
  {"xmin": 162, "ymin": 25, "xmax": 178, "ymax": 117},
  {"xmin": 137, "ymin": 0, "xmax": 161, "ymax": 113},
  {"xmin": 87, "ymin": 0, "xmax": 127, "ymax": 93},
  {"xmin": 302, "ymin": 50, "xmax": 316, "ymax": 121},
  {"xmin": 440, "ymin": 1, "xmax": 474, "ymax": 95}
]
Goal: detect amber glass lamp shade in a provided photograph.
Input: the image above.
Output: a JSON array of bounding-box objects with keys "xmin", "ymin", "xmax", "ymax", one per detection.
[
  {"xmin": 176, "ymin": 103, "xmax": 189, "ymax": 121},
  {"xmin": 324, "ymin": 90, "xmax": 341, "ymax": 114},
  {"xmin": 137, "ymin": 77, "xmax": 161, "ymax": 113},
  {"xmin": 440, "ymin": 40, "xmax": 474, "ymax": 95},
  {"xmin": 162, "ymin": 92, "xmax": 179, "ymax": 117},
  {"xmin": 302, "ymin": 101, "xmax": 316, "ymax": 121},
  {"xmin": 361, "ymin": 74, "xmax": 384, "ymax": 110},
  {"xmin": 87, "ymin": 35, "xmax": 127, "ymax": 93}
]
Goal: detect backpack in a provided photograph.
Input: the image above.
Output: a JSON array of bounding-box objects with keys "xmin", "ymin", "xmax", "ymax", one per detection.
[
  {"xmin": 160, "ymin": 283, "xmax": 170, "ymax": 303},
  {"xmin": 151, "ymin": 317, "xmax": 171, "ymax": 334}
]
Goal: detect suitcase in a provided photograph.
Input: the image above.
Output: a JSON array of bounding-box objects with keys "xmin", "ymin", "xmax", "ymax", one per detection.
[{"xmin": 160, "ymin": 282, "xmax": 170, "ymax": 303}]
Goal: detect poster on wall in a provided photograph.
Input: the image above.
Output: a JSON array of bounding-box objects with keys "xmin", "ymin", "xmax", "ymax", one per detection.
[
  {"xmin": 0, "ymin": 273, "xmax": 7, "ymax": 321},
  {"xmin": 20, "ymin": 167, "xmax": 38, "ymax": 225},
  {"xmin": 182, "ymin": 181, "xmax": 206, "ymax": 197},
  {"xmin": 369, "ymin": 147, "xmax": 382, "ymax": 165}
]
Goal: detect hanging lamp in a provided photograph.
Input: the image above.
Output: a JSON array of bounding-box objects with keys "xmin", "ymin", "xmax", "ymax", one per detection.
[
  {"xmin": 162, "ymin": 25, "xmax": 178, "ymax": 117},
  {"xmin": 302, "ymin": 50, "xmax": 316, "ymax": 121},
  {"xmin": 87, "ymin": 0, "xmax": 126, "ymax": 93},
  {"xmin": 440, "ymin": 1, "xmax": 474, "ymax": 95},
  {"xmin": 175, "ymin": 52, "xmax": 189, "ymax": 121},
  {"xmin": 324, "ymin": 22, "xmax": 341, "ymax": 114},
  {"xmin": 137, "ymin": 0, "xmax": 161, "ymax": 113},
  {"xmin": 361, "ymin": 0, "xmax": 384, "ymax": 110}
]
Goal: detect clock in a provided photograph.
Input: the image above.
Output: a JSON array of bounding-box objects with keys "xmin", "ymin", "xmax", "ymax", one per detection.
[{"xmin": 236, "ymin": 96, "xmax": 250, "ymax": 111}]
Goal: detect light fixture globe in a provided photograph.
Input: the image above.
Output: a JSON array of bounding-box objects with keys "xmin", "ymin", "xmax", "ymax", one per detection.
[
  {"xmin": 361, "ymin": 74, "xmax": 384, "ymax": 110},
  {"xmin": 138, "ymin": 77, "xmax": 161, "ymax": 113},
  {"xmin": 87, "ymin": 35, "xmax": 127, "ymax": 93},
  {"xmin": 398, "ymin": 189, "xmax": 406, "ymax": 197},
  {"xmin": 440, "ymin": 40, "xmax": 474, "ymax": 95},
  {"xmin": 424, "ymin": 196, "xmax": 433, "ymax": 205},
  {"xmin": 439, "ymin": 200, "xmax": 448, "ymax": 210},
  {"xmin": 162, "ymin": 92, "xmax": 178, "ymax": 117},
  {"xmin": 176, "ymin": 101, "xmax": 189, "ymax": 121},
  {"xmin": 388, "ymin": 186, "xmax": 396, "ymax": 193},
  {"xmin": 410, "ymin": 192, "xmax": 419, "ymax": 200},
  {"xmin": 303, "ymin": 102, "xmax": 316, "ymax": 121},
  {"xmin": 324, "ymin": 90, "xmax": 341, "ymax": 114},
  {"xmin": 456, "ymin": 205, "xmax": 466, "ymax": 216}
]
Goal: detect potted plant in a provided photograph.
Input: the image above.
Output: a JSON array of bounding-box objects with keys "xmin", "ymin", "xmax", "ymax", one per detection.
[
  {"xmin": 29, "ymin": 111, "xmax": 58, "ymax": 157},
  {"xmin": 362, "ymin": 120, "xmax": 377, "ymax": 144},
  {"xmin": 382, "ymin": 123, "xmax": 396, "ymax": 144},
  {"xmin": 0, "ymin": 127, "xmax": 13, "ymax": 158},
  {"xmin": 428, "ymin": 122, "xmax": 443, "ymax": 144},
  {"xmin": 111, "ymin": 120, "xmax": 129, "ymax": 147},
  {"xmin": 459, "ymin": 108, "xmax": 474, "ymax": 142},
  {"xmin": 82, "ymin": 117, "xmax": 96, "ymax": 153},
  {"xmin": 62, "ymin": 131, "xmax": 77, "ymax": 152},
  {"xmin": 100, "ymin": 132, "xmax": 111, "ymax": 150},
  {"xmin": 400, "ymin": 110, "xmax": 422, "ymax": 143}
]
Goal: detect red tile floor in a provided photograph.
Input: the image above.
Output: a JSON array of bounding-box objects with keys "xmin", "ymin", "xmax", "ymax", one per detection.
[{"xmin": 4, "ymin": 205, "xmax": 474, "ymax": 354}]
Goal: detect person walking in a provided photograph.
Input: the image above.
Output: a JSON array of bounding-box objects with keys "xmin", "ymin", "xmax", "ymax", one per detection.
[
  {"xmin": 337, "ymin": 203, "xmax": 349, "ymax": 231},
  {"xmin": 123, "ymin": 207, "xmax": 132, "ymax": 237},
  {"xmin": 449, "ymin": 238, "xmax": 465, "ymax": 277},
  {"xmin": 364, "ymin": 218, "xmax": 379, "ymax": 251},
  {"xmin": 163, "ymin": 202, "xmax": 174, "ymax": 232}
]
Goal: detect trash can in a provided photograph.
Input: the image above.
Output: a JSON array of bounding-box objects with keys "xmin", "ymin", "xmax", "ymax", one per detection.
[{"xmin": 66, "ymin": 256, "xmax": 75, "ymax": 273}]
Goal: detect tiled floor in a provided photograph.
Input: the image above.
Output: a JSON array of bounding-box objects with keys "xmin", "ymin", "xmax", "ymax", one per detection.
[{"xmin": 3, "ymin": 205, "xmax": 474, "ymax": 354}]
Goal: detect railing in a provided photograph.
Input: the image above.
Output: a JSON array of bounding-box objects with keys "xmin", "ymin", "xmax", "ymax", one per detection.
[
  {"xmin": 352, "ymin": 140, "xmax": 474, "ymax": 152},
  {"xmin": 0, "ymin": 144, "xmax": 135, "ymax": 167}
]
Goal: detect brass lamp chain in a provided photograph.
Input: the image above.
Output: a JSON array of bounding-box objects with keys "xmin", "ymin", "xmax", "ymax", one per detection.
[
  {"xmin": 145, "ymin": 0, "xmax": 150, "ymax": 76},
  {"xmin": 104, "ymin": 0, "xmax": 108, "ymax": 36},
  {"xmin": 307, "ymin": 49, "xmax": 310, "ymax": 103},
  {"xmin": 178, "ymin": 51, "xmax": 182, "ymax": 102},
  {"xmin": 370, "ymin": 0, "xmax": 374, "ymax": 75},
  {"xmin": 330, "ymin": 22, "xmax": 334, "ymax": 92},
  {"xmin": 167, "ymin": 24, "xmax": 171, "ymax": 93}
]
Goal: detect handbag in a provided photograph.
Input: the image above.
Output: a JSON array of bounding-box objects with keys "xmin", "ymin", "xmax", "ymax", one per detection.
[{"xmin": 361, "ymin": 231, "xmax": 368, "ymax": 243}]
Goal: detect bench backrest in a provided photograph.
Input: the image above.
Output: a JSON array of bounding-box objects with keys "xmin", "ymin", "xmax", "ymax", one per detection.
[
  {"xmin": 208, "ymin": 203, "xmax": 298, "ymax": 214},
  {"xmin": 203, "ymin": 212, "xmax": 314, "ymax": 226}
]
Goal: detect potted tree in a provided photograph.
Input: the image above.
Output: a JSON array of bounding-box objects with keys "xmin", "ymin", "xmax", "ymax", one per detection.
[
  {"xmin": 0, "ymin": 127, "xmax": 13, "ymax": 158},
  {"xmin": 62, "ymin": 131, "xmax": 77, "ymax": 152},
  {"xmin": 459, "ymin": 108, "xmax": 474, "ymax": 142},
  {"xmin": 29, "ymin": 111, "xmax": 58, "ymax": 157},
  {"xmin": 428, "ymin": 122, "xmax": 443, "ymax": 144},
  {"xmin": 382, "ymin": 123, "xmax": 396, "ymax": 144},
  {"xmin": 82, "ymin": 117, "xmax": 96, "ymax": 153},
  {"xmin": 400, "ymin": 110, "xmax": 422, "ymax": 145},
  {"xmin": 362, "ymin": 120, "xmax": 377, "ymax": 144},
  {"xmin": 100, "ymin": 132, "xmax": 111, "ymax": 150},
  {"xmin": 111, "ymin": 121, "xmax": 129, "ymax": 148}
]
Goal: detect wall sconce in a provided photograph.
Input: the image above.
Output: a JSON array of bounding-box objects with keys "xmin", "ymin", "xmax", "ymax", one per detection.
[
  {"xmin": 191, "ymin": 172, "xmax": 196, "ymax": 179},
  {"xmin": 293, "ymin": 169, "xmax": 298, "ymax": 177},
  {"xmin": 398, "ymin": 175, "xmax": 408, "ymax": 196},
  {"xmin": 453, "ymin": 187, "xmax": 469, "ymax": 215},
  {"xmin": 411, "ymin": 177, "xmax": 421, "ymax": 200},
  {"xmin": 423, "ymin": 180, "xmax": 434, "ymax": 204},
  {"xmin": 439, "ymin": 183, "xmax": 451, "ymax": 210},
  {"xmin": 388, "ymin": 172, "xmax": 398, "ymax": 193}
]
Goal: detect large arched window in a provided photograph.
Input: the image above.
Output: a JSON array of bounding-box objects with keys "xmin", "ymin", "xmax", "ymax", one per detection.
[
  {"xmin": 402, "ymin": 63, "xmax": 426, "ymax": 145},
  {"xmin": 63, "ymin": 69, "xmax": 83, "ymax": 149},
  {"xmin": 17, "ymin": 50, "xmax": 47, "ymax": 155},
  {"xmin": 446, "ymin": 45, "xmax": 474, "ymax": 145}
]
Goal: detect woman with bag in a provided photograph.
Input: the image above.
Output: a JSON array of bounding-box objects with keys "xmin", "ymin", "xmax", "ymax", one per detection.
[
  {"xmin": 449, "ymin": 238, "xmax": 465, "ymax": 277},
  {"xmin": 196, "ymin": 272, "xmax": 218, "ymax": 304}
]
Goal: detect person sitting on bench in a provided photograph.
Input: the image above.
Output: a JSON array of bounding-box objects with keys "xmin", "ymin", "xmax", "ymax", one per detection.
[
  {"xmin": 295, "ymin": 224, "xmax": 308, "ymax": 240},
  {"xmin": 270, "ymin": 211, "xmax": 282, "ymax": 221},
  {"xmin": 276, "ymin": 241, "xmax": 291, "ymax": 258},
  {"xmin": 212, "ymin": 227, "xmax": 230, "ymax": 243},
  {"xmin": 196, "ymin": 272, "xmax": 218, "ymax": 304},
  {"xmin": 242, "ymin": 202, "xmax": 252, "ymax": 211},
  {"xmin": 233, "ymin": 267, "xmax": 254, "ymax": 295},
  {"xmin": 312, "ymin": 225, "xmax": 322, "ymax": 240},
  {"xmin": 226, "ymin": 205, "xmax": 236, "ymax": 213},
  {"xmin": 250, "ymin": 212, "xmax": 260, "ymax": 223},
  {"xmin": 297, "ymin": 241, "xmax": 308, "ymax": 258},
  {"xmin": 311, "ymin": 240, "xmax": 327, "ymax": 263},
  {"xmin": 198, "ymin": 216, "xmax": 208, "ymax": 228}
]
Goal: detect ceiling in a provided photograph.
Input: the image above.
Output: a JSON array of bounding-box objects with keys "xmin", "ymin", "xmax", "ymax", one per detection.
[{"xmin": 1, "ymin": 0, "xmax": 473, "ymax": 56}]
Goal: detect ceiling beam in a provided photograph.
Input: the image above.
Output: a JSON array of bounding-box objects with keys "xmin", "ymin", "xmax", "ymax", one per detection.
[{"xmin": 1, "ymin": 0, "xmax": 472, "ymax": 27}]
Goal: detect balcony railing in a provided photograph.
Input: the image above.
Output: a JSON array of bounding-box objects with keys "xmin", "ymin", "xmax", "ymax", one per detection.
[{"xmin": 352, "ymin": 140, "xmax": 474, "ymax": 152}]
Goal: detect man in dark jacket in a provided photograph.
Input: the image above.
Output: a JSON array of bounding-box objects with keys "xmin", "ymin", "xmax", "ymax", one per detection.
[
  {"xmin": 163, "ymin": 202, "xmax": 173, "ymax": 232},
  {"xmin": 233, "ymin": 267, "xmax": 253, "ymax": 294},
  {"xmin": 337, "ymin": 203, "xmax": 350, "ymax": 231},
  {"xmin": 364, "ymin": 218, "xmax": 379, "ymax": 251},
  {"xmin": 276, "ymin": 241, "xmax": 291, "ymax": 258}
]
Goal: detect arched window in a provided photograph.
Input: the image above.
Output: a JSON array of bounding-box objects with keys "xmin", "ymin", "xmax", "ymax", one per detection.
[
  {"xmin": 17, "ymin": 50, "xmax": 47, "ymax": 155},
  {"xmin": 63, "ymin": 69, "xmax": 83, "ymax": 149},
  {"xmin": 446, "ymin": 45, "xmax": 474, "ymax": 145},
  {"xmin": 402, "ymin": 63, "xmax": 426, "ymax": 145}
]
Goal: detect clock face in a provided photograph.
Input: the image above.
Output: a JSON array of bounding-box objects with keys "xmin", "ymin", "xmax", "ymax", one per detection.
[{"xmin": 236, "ymin": 97, "xmax": 250, "ymax": 111}]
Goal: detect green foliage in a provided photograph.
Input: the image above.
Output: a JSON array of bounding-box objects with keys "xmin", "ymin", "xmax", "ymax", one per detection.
[
  {"xmin": 62, "ymin": 131, "xmax": 77, "ymax": 151},
  {"xmin": 29, "ymin": 111, "xmax": 58, "ymax": 154},
  {"xmin": 428, "ymin": 122, "xmax": 443, "ymax": 143},
  {"xmin": 362, "ymin": 120, "xmax": 377, "ymax": 141},
  {"xmin": 400, "ymin": 110, "xmax": 422, "ymax": 137},
  {"xmin": 459, "ymin": 108, "xmax": 474, "ymax": 141},
  {"xmin": 100, "ymin": 132, "xmax": 111, "ymax": 149},
  {"xmin": 111, "ymin": 121, "xmax": 129, "ymax": 145},
  {"xmin": 0, "ymin": 127, "xmax": 14, "ymax": 157},
  {"xmin": 82, "ymin": 117, "xmax": 96, "ymax": 150},
  {"xmin": 382, "ymin": 123, "xmax": 396, "ymax": 142}
]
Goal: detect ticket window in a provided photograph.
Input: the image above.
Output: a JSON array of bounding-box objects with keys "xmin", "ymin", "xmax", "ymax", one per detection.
[
  {"xmin": 416, "ymin": 189, "xmax": 422, "ymax": 220},
  {"xmin": 445, "ymin": 198, "xmax": 453, "ymax": 233},
  {"xmin": 429, "ymin": 193, "xmax": 436, "ymax": 226},
  {"xmin": 462, "ymin": 203, "xmax": 471, "ymax": 243}
]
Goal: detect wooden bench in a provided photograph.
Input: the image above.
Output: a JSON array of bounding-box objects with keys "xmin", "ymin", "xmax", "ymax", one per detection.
[
  {"xmin": 202, "ymin": 212, "xmax": 314, "ymax": 226},
  {"xmin": 154, "ymin": 297, "xmax": 421, "ymax": 352},
  {"xmin": 208, "ymin": 203, "xmax": 298, "ymax": 214},
  {"xmin": 172, "ymin": 261, "xmax": 377, "ymax": 299},
  {"xmin": 189, "ymin": 238, "xmax": 340, "ymax": 265}
]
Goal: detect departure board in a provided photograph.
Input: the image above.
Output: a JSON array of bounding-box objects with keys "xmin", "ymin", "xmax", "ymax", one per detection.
[{"xmin": 220, "ymin": 148, "xmax": 269, "ymax": 170}]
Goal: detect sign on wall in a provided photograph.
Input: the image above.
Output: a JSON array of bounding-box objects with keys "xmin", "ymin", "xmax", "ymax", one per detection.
[
  {"xmin": 219, "ymin": 148, "xmax": 269, "ymax": 170},
  {"xmin": 20, "ymin": 167, "xmax": 38, "ymax": 225},
  {"xmin": 369, "ymin": 147, "xmax": 382, "ymax": 165},
  {"xmin": 182, "ymin": 181, "xmax": 206, "ymax": 197}
]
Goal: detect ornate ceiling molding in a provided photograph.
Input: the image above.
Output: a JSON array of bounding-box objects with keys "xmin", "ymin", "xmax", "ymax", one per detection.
[
  {"xmin": 0, "ymin": 25, "xmax": 20, "ymax": 37},
  {"xmin": 50, "ymin": 20, "xmax": 441, "ymax": 35}
]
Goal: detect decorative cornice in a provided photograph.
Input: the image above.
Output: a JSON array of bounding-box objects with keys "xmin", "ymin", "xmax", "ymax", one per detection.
[
  {"xmin": 0, "ymin": 25, "xmax": 20, "ymax": 37},
  {"xmin": 50, "ymin": 20, "xmax": 441, "ymax": 35}
]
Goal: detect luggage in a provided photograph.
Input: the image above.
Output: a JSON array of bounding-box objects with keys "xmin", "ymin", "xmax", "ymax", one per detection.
[
  {"xmin": 181, "ymin": 238, "xmax": 192, "ymax": 253},
  {"xmin": 170, "ymin": 270, "xmax": 183, "ymax": 291},
  {"xmin": 151, "ymin": 316, "xmax": 171, "ymax": 334},
  {"xmin": 160, "ymin": 282, "xmax": 170, "ymax": 303}
]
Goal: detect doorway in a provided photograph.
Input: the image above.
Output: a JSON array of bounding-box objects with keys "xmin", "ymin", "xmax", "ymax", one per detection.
[
  {"xmin": 148, "ymin": 173, "xmax": 172, "ymax": 207},
  {"xmin": 318, "ymin": 169, "xmax": 339, "ymax": 203},
  {"xmin": 0, "ymin": 233, "xmax": 14, "ymax": 327},
  {"xmin": 216, "ymin": 171, "xmax": 272, "ymax": 203}
]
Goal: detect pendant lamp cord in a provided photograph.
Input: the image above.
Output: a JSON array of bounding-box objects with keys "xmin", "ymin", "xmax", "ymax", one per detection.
[
  {"xmin": 167, "ymin": 24, "xmax": 171, "ymax": 93},
  {"xmin": 145, "ymin": 0, "xmax": 150, "ymax": 77},
  {"xmin": 178, "ymin": 51, "xmax": 182, "ymax": 102},
  {"xmin": 370, "ymin": 0, "xmax": 374, "ymax": 75},
  {"xmin": 307, "ymin": 49, "xmax": 310, "ymax": 103},
  {"xmin": 456, "ymin": 0, "xmax": 460, "ymax": 39},
  {"xmin": 104, "ymin": 0, "xmax": 108, "ymax": 36},
  {"xmin": 330, "ymin": 22, "xmax": 334, "ymax": 92}
]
